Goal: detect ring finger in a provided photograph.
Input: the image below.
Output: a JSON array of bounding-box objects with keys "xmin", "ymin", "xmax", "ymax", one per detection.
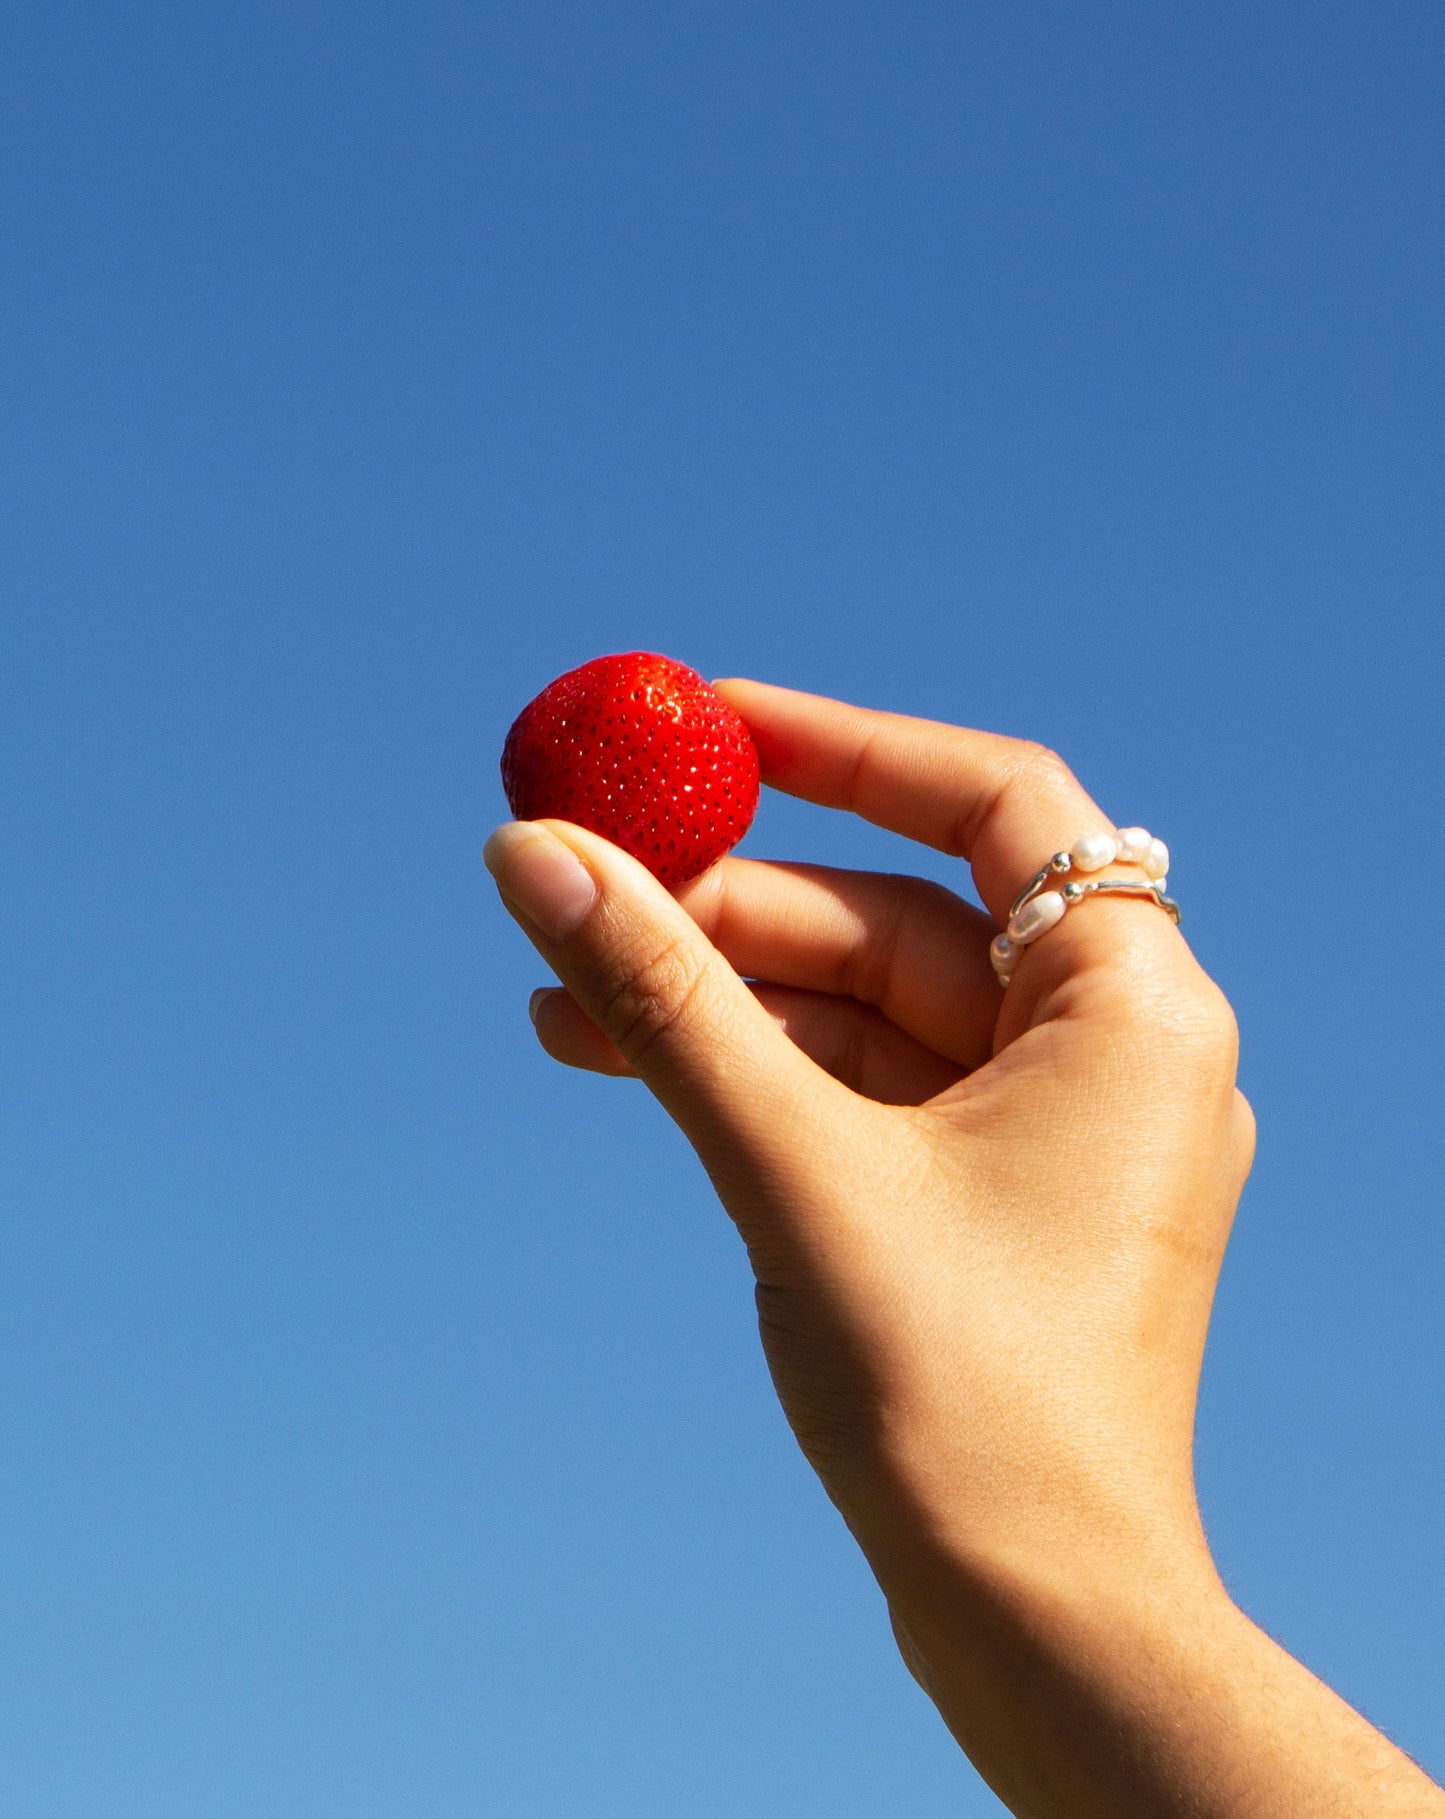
[{"xmin": 530, "ymin": 981, "xmax": 965, "ymax": 1105}]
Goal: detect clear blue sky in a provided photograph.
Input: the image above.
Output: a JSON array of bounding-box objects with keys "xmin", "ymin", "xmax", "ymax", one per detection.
[{"xmin": 3, "ymin": 2, "xmax": 1442, "ymax": 1811}]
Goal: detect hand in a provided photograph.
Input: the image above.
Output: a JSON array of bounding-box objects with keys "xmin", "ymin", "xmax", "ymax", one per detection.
[{"xmin": 485, "ymin": 680, "xmax": 1444, "ymax": 1817}]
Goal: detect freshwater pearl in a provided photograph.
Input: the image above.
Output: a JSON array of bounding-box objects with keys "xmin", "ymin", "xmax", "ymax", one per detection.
[
  {"xmin": 1142, "ymin": 837, "xmax": 1170, "ymax": 880},
  {"xmin": 1070, "ymin": 832, "xmax": 1118, "ymax": 872},
  {"xmin": 989, "ymin": 934, "xmax": 1018, "ymax": 973},
  {"xmin": 1008, "ymin": 890, "xmax": 1067, "ymax": 945},
  {"xmin": 1114, "ymin": 825, "xmax": 1152, "ymax": 863}
]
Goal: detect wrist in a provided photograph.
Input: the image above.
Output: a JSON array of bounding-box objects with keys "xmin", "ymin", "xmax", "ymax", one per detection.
[
  {"xmin": 880, "ymin": 1494, "xmax": 1226, "ymax": 1695},
  {"xmin": 850, "ymin": 1406, "xmax": 1214, "ymax": 1627},
  {"xmin": 877, "ymin": 1505, "xmax": 1232, "ymax": 1813}
]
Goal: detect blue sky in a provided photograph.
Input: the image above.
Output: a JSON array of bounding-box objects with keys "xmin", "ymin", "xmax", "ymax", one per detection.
[{"xmin": 3, "ymin": 1, "xmax": 1442, "ymax": 1811}]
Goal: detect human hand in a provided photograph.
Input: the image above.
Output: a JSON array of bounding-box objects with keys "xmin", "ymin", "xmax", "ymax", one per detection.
[{"xmin": 485, "ymin": 680, "xmax": 1443, "ymax": 1817}]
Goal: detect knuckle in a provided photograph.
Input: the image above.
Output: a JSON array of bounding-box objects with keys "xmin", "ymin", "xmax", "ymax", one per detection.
[
  {"xmin": 1143, "ymin": 975, "xmax": 1242, "ymax": 1089},
  {"xmin": 593, "ymin": 933, "xmax": 712, "ymax": 1068},
  {"xmin": 1016, "ymin": 742, "xmax": 1078, "ymax": 800},
  {"xmin": 843, "ymin": 897, "xmax": 905, "ymax": 1008},
  {"xmin": 897, "ymin": 873, "xmax": 968, "ymax": 923},
  {"xmin": 841, "ymin": 876, "xmax": 961, "ymax": 1012},
  {"xmin": 834, "ymin": 1011, "xmax": 872, "ymax": 1095},
  {"xmin": 955, "ymin": 740, "xmax": 1080, "ymax": 856},
  {"xmin": 1177, "ymin": 978, "xmax": 1240, "ymax": 1059}
]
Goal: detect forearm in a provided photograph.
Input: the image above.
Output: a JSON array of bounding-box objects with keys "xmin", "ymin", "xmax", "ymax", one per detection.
[{"xmin": 885, "ymin": 1537, "xmax": 1444, "ymax": 1818}]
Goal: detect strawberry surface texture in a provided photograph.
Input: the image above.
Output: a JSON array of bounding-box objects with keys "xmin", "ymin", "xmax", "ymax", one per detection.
[{"xmin": 500, "ymin": 652, "xmax": 761, "ymax": 889}]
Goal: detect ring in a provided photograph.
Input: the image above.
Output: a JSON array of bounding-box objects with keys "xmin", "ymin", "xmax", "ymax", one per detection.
[{"xmin": 989, "ymin": 828, "xmax": 1179, "ymax": 986}]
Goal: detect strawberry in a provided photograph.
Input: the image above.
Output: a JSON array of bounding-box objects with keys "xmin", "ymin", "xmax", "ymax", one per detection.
[{"xmin": 500, "ymin": 652, "xmax": 761, "ymax": 890}]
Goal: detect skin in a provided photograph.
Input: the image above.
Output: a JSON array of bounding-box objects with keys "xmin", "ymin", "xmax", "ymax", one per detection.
[{"xmin": 484, "ymin": 679, "xmax": 1445, "ymax": 1818}]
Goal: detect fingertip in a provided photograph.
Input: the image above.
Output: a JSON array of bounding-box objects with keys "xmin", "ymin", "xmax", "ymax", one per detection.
[
  {"xmin": 710, "ymin": 676, "xmax": 778, "ymax": 719},
  {"xmin": 528, "ymin": 985, "xmax": 636, "ymax": 1077},
  {"xmin": 708, "ymin": 678, "xmax": 801, "ymax": 778},
  {"xmin": 710, "ymin": 676, "xmax": 791, "ymax": 721},
  {"xmin": 527, "ymin": 984, "xmax": 570, "ymax": 1047},
  {"xmin": 485, "ymin": 821, "xmax": 600, "ymax": 943}
]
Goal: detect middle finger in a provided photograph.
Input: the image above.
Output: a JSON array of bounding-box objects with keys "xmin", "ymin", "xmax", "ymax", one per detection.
[{"xmin": 677, "ymin": 855, "xmax": 998, "ymax": 1070}]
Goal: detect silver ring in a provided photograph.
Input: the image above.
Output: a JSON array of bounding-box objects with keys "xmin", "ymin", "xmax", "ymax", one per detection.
[{"xmin": 990, "ymin": 828, "xmax": 1179, "ymax": 987}]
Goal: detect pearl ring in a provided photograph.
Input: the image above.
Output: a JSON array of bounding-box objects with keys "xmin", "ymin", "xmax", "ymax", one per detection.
[{"xmin": 989, "ymin": 828, "xmax": 1179, "ymax": 988}]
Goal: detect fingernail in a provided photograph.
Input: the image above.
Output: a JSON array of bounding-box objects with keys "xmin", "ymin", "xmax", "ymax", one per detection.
[
  {"xmin": 527, "ymin": 988, "xmax": 553, "ymax": 1026},
  {"xmin": 484, "ymin": 824, "xmax": 598, "ymax": 943}
]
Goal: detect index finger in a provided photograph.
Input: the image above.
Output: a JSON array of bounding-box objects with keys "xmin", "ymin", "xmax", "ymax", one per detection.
[{"xmin": 712, "ymin": 678, "xmax": 1113, "ymax": 923}]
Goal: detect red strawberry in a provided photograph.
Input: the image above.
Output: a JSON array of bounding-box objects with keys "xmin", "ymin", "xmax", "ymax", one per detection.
[{"xmin": 500, "ymin": 652, "xmax": 760, "ymax": 890}]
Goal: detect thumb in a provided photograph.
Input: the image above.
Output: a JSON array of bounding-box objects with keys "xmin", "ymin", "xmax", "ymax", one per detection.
[{"xmin": 484, "ymin": 819, "xmax": 831, "ymax": 1197}]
